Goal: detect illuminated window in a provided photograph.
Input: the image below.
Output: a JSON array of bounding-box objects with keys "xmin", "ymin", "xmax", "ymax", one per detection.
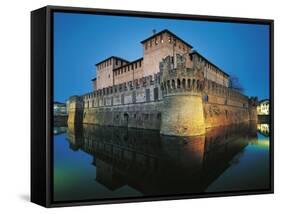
[{"xmin": 160, "ymin": 34, "xmax": 163, "ymax": 43}]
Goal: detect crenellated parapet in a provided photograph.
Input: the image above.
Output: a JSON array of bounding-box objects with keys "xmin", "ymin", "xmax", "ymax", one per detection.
[
  {"xmin": 68, "ymin": 96, "xmax": 84, "ymax": 110},
  {"xmin": 78, "ymin": 73, "xmax": 163, "ymax": 110},
  {"xmin": 90, "ymin": 74, "xmax": 160, "ymax": 98},
  {"xmin": 160, "ymin": 55, "xmax": 205, "ymax": 97}
]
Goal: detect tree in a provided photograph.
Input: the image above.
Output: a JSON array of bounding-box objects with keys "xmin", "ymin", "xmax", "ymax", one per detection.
[{"xmin": 228, "ymin": 75, "xmax": 244, "ymax": 93}]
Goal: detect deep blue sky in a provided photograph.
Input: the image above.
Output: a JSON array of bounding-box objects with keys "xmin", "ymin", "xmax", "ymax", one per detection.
[{"xmin": 54, "ymin": 12, "xmax": 270, "ymax": 103}]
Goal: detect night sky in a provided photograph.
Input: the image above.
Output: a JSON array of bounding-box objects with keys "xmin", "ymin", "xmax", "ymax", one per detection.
[{"xmin": 54, "ymin": 12, "xmax": 270, "ymax": 103}]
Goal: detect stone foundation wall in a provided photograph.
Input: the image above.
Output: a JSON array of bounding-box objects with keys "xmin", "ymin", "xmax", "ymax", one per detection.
[
  {"xmin": 203, "ymin": 103, "xmax": 250, "ymax": 129},
  {"xmin": 160, "ymin": 94, "xmax": 205, "ymax": 136},
  {"xmin": 82, "ymin": 101, "xmax": 162, "ymax": 130}
]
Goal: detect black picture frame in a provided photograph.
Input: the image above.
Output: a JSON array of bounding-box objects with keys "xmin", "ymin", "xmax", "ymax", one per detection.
[{"xmin": 31, "ymin": 5, "xmax": 274, "ymax": 208}]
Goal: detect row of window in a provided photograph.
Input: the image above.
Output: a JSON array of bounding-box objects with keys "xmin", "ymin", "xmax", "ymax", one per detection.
[
  {"xmin": 114, "ymin": 60, "xmax": 142, "ymax": 76},
  {"xmin": 194, "ymin": 55, "xmax": 227, "ymax": 78},
  {"xmin": 204, "ymin": 71, "xmax": 228, "ymax": 85},
  {"xmin": 144, "ymin": 34, "xmax": 187, "ymax": 52},
  {"xmin": 97, "ymin": 58, "xmax": 113, "ymax": 69},
  {"xmin": 87, "ymin": 87, "xmax": 159, "ymax": 107},
  {"xmin": 97, "ymin": 58, "xmax": 128, "ymax": 70},
  {"xmin": 205, "ymin": 63, "xmax": 225, "ymax": 77},
  {"xmin": 145, "ymin": 34, "xmax": 164, "ymax": 49}
]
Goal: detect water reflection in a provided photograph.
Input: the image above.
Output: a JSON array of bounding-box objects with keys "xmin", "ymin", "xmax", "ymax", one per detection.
[
  {"xmin": 257, "ymin": 123, "xmax": 270, "ymax": 137},
  {"xmin": 53, "ymin": 123, "xmax": 270, "ymax": 202},
  {"xmin": 53, "ymin": 126, "xmax": 67, "ymax": 135}
]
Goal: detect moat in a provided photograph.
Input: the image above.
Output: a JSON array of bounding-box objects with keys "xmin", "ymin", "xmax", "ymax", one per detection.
[{"xmin": 53, "ymin": 123, "xmax": 270, "ymax": 202}]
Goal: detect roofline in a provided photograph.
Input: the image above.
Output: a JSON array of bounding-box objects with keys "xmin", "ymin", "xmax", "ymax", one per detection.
[
  {"xmin": 140, "ymin": 29, "xmax": 193, "ymax": 49},
  {"xmin": 113, "ymin": 57, "xmax": 143, "ymax": 71},
  {"xmin": 259, "ymin": 99, "xmax": 269, "ymax": 103},
  {"xmin": 95, "ymin": 56, "xmax": 130, "ymax": 66},
  {"xmin": 190, "ymin": 51, "xmax": 230, "ymax": 77}
]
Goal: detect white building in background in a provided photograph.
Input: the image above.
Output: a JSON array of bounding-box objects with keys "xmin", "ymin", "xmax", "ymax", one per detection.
[
  {"xmin": 54, "ymin": 101, "xmax": 67, "ymax": 116},
  {"xmin": 257, "ymin": 99, "xmax": 269, "ymax": 115}
]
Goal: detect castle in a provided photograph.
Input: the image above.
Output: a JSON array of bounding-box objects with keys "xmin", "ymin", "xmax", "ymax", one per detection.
[{"xmin": 67, "ymin": 29, "xmax": 257, "ymax": 136}]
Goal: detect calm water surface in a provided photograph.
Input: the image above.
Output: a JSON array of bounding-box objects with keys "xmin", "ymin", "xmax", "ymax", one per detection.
[{"xmin": 53, "ymin": 123, "xmax": 270, "ymax": 202}]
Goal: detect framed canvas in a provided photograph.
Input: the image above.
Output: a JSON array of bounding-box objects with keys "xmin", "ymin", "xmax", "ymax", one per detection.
[{"xmin": 31, "ymin": 5, "xmax": 274, "ymax": 207}]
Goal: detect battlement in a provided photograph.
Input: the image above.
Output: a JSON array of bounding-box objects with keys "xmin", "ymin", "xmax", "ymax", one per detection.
[
  {"xmin": 160, "ymin": 55, "xmax": 204, "ymax": 97},
  {"xmin": 80, "ymin": 73, "xmax": 162, "ymax": 110},
  {"xmin": 68, "ymin": 96, "xmax": 84, "ymax": 110},
  {"xmin": 88, "ymin": 73, "xmax": 161, "ymax": 96}
]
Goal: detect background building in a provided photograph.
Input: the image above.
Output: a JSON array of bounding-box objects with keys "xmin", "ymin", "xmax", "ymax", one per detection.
[
  {"xmin": 257, "ymin": 99, "xmax": 269, "ymax": 115},
  {"xmin": 54, "ymin": 101, "xmax": 67, "ymax": 116}
]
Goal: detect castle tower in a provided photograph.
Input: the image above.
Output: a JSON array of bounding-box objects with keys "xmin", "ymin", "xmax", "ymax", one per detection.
[
  {"xmin": 67, "ymin": 96, "xmax": 84, "ymax": 124},
  {"xmin": 95, "ymin": 56, "xmax": 129, "ymax": 90},
  {"xmin": 159, "ymin": 55, "xmax": 206, "ymax": 136},
  {"xmin": 141, "ymin": 29, "xmax": 193, "ymax": 78}
]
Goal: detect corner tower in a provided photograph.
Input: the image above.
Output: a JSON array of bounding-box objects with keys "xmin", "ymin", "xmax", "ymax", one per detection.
[{"xmin": 160, "ymin": 55, "xmax": 206, "ymax": 136}]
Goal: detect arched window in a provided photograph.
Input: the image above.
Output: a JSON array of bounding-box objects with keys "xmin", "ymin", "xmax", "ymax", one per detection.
[
  {"xmin": 157, "ymin": 113, "xmax": 161, "ymax": 120},
  {"xmin": 177, "ymin": 79, "xmax": 181, "ymax": 88},
  {"xmin": 172, "ymin": 79, "xmax": 176, "ymax": 89},
  {"xmin": 192, "ymin": 79, "xmax": 196, "ymax": 89},
  {"xmin": 182, "ymin": 79, "xmax": 186, "ymax": 88}
]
